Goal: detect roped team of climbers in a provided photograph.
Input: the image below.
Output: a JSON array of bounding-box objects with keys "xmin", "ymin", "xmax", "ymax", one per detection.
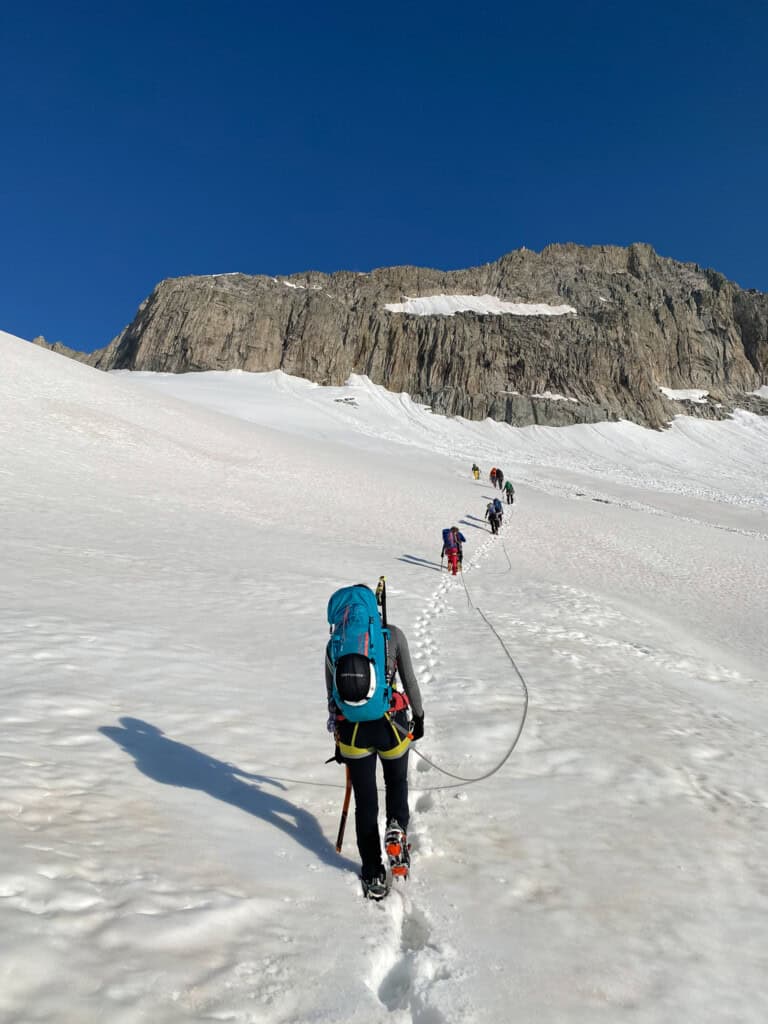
[
  {"xmin": 480, "ymin": 465, "xmax": 515, "ymax": 532},
  {"xmin": 324, "ymin": 461, "xmax": 518, "ymax": 901},
  {"xmin": 453, "ymin": 463, "xmax": 518, "ymax": 548}
]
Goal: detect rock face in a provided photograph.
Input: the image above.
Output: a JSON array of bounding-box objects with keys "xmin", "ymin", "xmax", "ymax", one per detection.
[{"xmin": 56, "ymin": 243, "xmax": 768, "ymax": 428}]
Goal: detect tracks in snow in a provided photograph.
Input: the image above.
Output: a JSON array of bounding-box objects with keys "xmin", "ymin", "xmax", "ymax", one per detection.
[{"xmin": 362, "ymin": 526, "xmax": 502, "ymax": 1020}]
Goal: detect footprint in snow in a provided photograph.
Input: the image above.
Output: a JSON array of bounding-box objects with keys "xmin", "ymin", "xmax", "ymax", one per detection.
[{"xmin": 376, "ymin": 904, "xmax": 453, "ymax": 1019}]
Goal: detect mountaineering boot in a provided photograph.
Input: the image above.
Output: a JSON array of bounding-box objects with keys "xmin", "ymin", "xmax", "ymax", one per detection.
[
  {"xmin": 361, "ymin": 866, "xmax": 389, "ymax": 901},
  {"xmin": 385, "ymin": 819, "xmax": 411, "ymax": 880}
]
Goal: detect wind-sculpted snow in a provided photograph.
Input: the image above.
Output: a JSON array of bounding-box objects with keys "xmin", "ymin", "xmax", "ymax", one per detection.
[{"xmin": 2, "ymin": 330, "xmax": 767, "ymax": 1023}]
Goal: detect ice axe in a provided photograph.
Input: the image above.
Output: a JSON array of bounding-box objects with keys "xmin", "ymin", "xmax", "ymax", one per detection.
[
  {"xmin": 335, "ymin": 766, "xmax": 352, "ymax": 853},
  {"xmin": 375, "ymin": 575, "xmax": 387, "ymax": 622}
]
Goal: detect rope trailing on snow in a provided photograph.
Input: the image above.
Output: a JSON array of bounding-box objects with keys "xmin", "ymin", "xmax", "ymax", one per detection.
[
  {"xmin": 268, "ymin": 518, "xmax": 527, "ymax": 793},
  {"xmin": 398, "ymin": 524, "xmax": 529, "ymax": 791}
]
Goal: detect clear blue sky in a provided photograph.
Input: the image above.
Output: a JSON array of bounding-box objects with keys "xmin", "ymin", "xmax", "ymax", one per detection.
[{"xmin": 1, "ymin": 0, "xmax": 766, "ymax": 353}]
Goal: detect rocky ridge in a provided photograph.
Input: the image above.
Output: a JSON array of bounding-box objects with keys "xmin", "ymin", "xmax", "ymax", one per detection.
[{"xmin": 36, "ymin": 243, "xmax": 768, "ymax": 429}]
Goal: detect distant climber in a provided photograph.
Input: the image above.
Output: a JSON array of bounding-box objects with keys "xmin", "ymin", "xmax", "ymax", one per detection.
[
  {"xmin": 504, "ymin": 480, "xmax": 515, "ymax": 504},
  {"xmin": 485, "ymin": 501, "xmax": 501, "ymax": 535},
  {"xmin": 441, "ymin": 527, "xmax": 464, "ymax": 575},
  {"xmin": 450, "ymin": 525, "xmax": 466, "ymax": 568}
]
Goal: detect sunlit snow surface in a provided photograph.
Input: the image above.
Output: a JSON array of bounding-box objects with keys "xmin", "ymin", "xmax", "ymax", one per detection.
[
  {"xmin": 2, "ymin": 330, "xmax": 767, "ymax": 1024},
  {"xmin": 383, "ymin": 294, "xmax": 576, "ymax": 316}
]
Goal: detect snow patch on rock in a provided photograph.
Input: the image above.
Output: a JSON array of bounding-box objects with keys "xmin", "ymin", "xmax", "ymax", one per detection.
[{"xmin": 384, "ymin": 295, "xmax": 577, "ymax": 317}]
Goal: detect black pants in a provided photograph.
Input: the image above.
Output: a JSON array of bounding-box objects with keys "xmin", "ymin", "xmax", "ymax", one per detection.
[
  {"xmin": 506, "ymin": 491, "xmax": 514, "ymax": 503},
  {"xmin": 340, "ymin": 714, "xmax": 410, "ymax": 877}
]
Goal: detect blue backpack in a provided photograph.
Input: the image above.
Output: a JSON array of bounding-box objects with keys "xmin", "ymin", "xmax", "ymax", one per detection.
[
  {"xmin": 327, "ymin": 585, "xmax": 391, "ymax": 722},
  {"xmin": 442, "ymin": 527, "xmax": 456, "ymax": 549},
  {"xmin": 493, "ymin": 498, "xmax": 503, "ymax": 514}
]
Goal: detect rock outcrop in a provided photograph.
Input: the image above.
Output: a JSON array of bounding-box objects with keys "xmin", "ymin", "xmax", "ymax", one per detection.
[
  {"xmin": 47, "ymin": 243, "xmax": 768, "ymax": 428},
  {"xmin": 32, "ymin": 336, "xmax": 86, "ymax": 360}
]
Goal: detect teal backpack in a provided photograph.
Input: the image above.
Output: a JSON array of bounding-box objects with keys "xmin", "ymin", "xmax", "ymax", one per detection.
[{"xmin": 327, "ymin": 583, "xmax": 390, "ymax": 722}]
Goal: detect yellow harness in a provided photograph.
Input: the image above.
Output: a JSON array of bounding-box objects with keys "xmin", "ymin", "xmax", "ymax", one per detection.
[{"xmin": 338, "ymin": 713, "xmax": 411, "ymax": 760}]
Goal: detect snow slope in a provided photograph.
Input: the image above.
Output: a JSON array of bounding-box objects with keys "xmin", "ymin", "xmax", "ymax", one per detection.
[{"xmin": 2, "ymin": 329, "xmax": 767, "ymax": 1023}]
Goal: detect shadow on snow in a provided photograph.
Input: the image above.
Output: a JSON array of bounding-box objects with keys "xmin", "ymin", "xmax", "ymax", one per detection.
[
  {"xmin": 461, "ymin": 515, "xmax": 489, "ymax": 531},
  {"xmin": 398, "ymin": 553, "xmax": 443, "ymax": 572},
  {"xmin": 99, "ymin": 716, "xmax": 357, "ymax": 872}
]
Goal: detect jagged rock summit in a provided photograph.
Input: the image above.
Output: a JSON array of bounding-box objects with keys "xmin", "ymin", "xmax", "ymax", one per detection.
[{"xmin": 40, "ymin": 243, "xmax": 768, "ymax": 429}]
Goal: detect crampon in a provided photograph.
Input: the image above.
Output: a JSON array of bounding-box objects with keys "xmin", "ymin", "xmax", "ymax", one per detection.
[
  {"xmin": 384, "ymin": 820, "xmax": 411, "ymax": 880},
  {"xmin": 360, "ymin": 867, "xmax": 389, "ymax": 901}
]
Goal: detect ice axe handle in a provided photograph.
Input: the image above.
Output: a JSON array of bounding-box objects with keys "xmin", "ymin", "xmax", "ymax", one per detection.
[{"xmin": 335, "ymin": 767, "xmax": 352, "ymax": 853}]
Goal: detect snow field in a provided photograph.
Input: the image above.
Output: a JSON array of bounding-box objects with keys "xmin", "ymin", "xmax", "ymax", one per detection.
[
  {"xmin": 1, "ymin": 330, "xmax": 767, "ymax": 1023},
  {"xmin": 382, "ymin": 294, "xmax": 577, "ymax": 316}
]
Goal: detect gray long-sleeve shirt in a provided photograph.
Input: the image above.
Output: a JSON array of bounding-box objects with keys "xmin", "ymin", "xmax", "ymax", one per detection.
[{"xmin": 325, "ymin": 622, "xmax": 424, "ymax": 718}]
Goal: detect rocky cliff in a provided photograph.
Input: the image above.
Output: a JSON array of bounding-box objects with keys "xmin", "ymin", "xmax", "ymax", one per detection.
[{"xmin": 42, "ymin": 243, "xmax": 768, "ymax": 429}]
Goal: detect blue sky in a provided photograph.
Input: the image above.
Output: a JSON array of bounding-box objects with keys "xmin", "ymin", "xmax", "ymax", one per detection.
[{"xmin": 1, "ymin": 0, "xmax": 766, "ymax": 353}]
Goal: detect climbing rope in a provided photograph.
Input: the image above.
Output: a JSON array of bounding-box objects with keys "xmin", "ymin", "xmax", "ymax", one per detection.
[
  {"xmin": 394, "ymin": 522, "xmax": 528, "ymax": 791},
  {"xmin": 265, "ymin": 517, "xmax": 528, "ymax": 795}
]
